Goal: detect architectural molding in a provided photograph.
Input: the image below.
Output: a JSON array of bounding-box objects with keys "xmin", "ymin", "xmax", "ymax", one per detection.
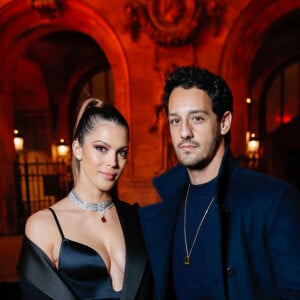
[
  {"xmin": 30, "ymin": 0, "xmax": 62, "ymax": 18},
  {"xmin": 125, "ymin": 0, "xmax": 226, "ymax": 47}
]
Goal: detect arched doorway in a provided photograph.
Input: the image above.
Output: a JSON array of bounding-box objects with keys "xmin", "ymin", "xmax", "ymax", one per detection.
[
  {"xmin": 0, "ymin": 0, "xmax": 129, "ymax": 234},
  {"xmin": 259, "ymin": 60, "xmax": 300, "ymax": 190},
  {"xmin": 220, "ymin": 0, "xmax": 300, "ymax": 189}
]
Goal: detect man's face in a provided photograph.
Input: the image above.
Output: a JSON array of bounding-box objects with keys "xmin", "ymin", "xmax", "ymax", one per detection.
[{"xmin": 167, "ymin": 87, "xmax": 223, "ymax": 169}]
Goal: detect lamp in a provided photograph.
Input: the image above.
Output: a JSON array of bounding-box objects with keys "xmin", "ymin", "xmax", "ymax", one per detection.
[
  {"xmin": 56, "ymin": 139, "xmax": 69, "ymax": 158},
  {"xmin": 14, "ymin": 129, "xmax": 24, "ymax": 153},
  {"xmin": 247, "ymin": 133, "xmax": 260, "ymax": 159}
]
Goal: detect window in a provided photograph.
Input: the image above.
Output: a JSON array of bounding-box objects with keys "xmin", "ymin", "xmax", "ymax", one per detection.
[{"xmin": 265, "ymin": 62, "xmax": 300, "ymax": 133}]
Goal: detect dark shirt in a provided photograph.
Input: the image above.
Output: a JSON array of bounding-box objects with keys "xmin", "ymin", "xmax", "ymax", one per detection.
[{"xmin": 172, "ymin": 179, "xmax": 217, "ymax": 300}]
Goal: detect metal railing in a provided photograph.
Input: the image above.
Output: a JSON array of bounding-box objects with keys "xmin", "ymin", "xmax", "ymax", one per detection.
[{"xmin": 14, "ymin": 160, "xmax": 72, "ymax": 232}]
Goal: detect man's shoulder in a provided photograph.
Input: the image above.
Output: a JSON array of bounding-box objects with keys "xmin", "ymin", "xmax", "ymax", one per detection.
[{"xmin": 233, "ymin": 166, "xmax": 298, "ymax": 196}]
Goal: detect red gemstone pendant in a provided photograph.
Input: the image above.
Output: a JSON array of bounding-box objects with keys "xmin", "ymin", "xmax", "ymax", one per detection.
[{"xmin": 101, "ymin": 216, "xmax": 106, "ymax": 222}]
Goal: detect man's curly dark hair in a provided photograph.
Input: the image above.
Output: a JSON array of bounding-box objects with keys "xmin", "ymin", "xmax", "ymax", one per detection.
[{"xmin": 163, "ymin": 66, "xmax": 233, "ymax": 144}]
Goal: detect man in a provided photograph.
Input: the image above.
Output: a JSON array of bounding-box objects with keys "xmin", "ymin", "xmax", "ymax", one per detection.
[{"xmin": 140, "ymin": 66, "xmax": 300, "ymax": 300}]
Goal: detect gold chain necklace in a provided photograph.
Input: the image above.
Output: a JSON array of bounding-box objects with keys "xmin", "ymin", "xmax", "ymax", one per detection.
[{"xmin": 184, "ymin": 184, "xmax": 215, "ymax": 266}]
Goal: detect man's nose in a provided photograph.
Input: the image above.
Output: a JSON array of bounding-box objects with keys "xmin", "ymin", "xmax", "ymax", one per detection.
[{"xmin": 180, "ymin": 120, "xmax": 193, "ymax": 139}]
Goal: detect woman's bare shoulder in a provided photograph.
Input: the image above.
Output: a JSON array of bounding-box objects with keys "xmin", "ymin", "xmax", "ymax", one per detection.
[
  {"xmin": 25, "ymin": 209, "xmax": 56, "ymax": 245},
  {"xmin": 24, "ymin": 198, "xmax": 71, "ymax": 264}
]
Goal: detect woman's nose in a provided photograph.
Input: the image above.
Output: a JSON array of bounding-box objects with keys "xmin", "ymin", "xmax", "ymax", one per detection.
[{"xmin": 106, "ymin": 152, "xmax": 118, "ymax": 168}]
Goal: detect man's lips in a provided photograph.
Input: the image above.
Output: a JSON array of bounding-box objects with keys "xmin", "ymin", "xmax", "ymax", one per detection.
[{"xmin": 179, "ymin": 143, "xmax": 197, "ymax": 151}]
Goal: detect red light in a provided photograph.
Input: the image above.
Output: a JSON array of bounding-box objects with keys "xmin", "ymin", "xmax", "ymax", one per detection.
[
  {"xmin": 275, "ymin": 116, "xmax": 281, "ymax": 123},
  {"xmin": 283, "ymin": 115, "xmax": 291, "ymax": 123},
  {"xmin": 275, "ymin": 115, "xmax": 291, "ymax": 124}
]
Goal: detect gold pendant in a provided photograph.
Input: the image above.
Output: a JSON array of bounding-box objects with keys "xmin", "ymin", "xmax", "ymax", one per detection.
[{"xmin": 184, "ymin": 256, "xmax": 190, "ymax": 265}]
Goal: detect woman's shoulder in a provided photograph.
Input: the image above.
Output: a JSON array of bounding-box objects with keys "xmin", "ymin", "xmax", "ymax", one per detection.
[
  {"xmin": 25, "ymin": 196, "xmax": 71, "ymax": 238},
  {"xmin": 24, "ymin": 203, "xmax": 64, "ymax": 257},
  {"xmin": 25, "ymin": 209, "xmax": 54, "ymax": 243},
  {"xmin": 25, "ymin": 209, "xmax": 54, "ymax": 236}
]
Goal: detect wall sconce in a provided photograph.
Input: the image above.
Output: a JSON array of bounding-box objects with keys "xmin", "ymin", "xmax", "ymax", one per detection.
[
  {"xmin": 247, "ymin": 133, "xmax": 260, "ymax": 159},
  {"xmin": 56, "ymin": 139, "xmax": 69, "ymax": 159},
  {"xmin": 14, "ymin": 129, "xmax": 24, "ymax": 153}
]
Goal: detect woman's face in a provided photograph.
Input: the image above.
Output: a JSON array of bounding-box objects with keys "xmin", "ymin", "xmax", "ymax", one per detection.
[{"xmin": 73, "ymin": 120, "xmax": 129, "ymax": 192}]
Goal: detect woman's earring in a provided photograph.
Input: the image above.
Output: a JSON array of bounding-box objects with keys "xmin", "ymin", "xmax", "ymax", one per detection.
[{"xmin": 76, "ymin": 156, "xmax": 82, "ymax": 161}]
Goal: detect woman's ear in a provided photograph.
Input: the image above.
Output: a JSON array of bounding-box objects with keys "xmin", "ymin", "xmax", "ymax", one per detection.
[
  {"xmin": 72, "ymin": 139, "xmax": 82, "ymax": 161},
  {"xmin": 220, "ymin": 111, "xmax": 232, "ymax": 136}
]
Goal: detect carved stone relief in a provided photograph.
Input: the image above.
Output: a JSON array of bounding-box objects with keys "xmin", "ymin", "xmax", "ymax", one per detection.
[
  {"xmin": 30, "ymin": 0, "xmax": 62, "ymax": 18},
  {"xmin": 124, "ymin": 0, "xmax": 226, "ymax": 47}
]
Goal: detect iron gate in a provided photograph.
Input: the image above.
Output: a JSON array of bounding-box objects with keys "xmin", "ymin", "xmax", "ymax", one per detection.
[{"xmin": 14, "ymin": 160, "xmax": 72, "ymax": 232}]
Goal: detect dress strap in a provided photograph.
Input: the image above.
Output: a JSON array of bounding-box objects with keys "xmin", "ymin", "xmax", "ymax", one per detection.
[{"xmin": 48, "ymin": 207, "xmax": 65, "ymax": 239}]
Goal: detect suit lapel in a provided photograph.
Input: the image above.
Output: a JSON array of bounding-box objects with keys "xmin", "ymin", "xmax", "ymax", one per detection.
[
  {"xmin": 205, "ymin": 203, "xmax": 227, "ymax": 300},
  {"xmin": 140, "ymin": 197, "xmax": 181, "ymax": 300},
  {"xmin": 115, "ymin": 201, "xmax": 148, "ymax": 300}
]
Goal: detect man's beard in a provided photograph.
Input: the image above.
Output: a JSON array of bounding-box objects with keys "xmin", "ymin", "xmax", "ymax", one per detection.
[{"xmin": 175, "ymin": 130, "xmax": 222, "ymax": 170}]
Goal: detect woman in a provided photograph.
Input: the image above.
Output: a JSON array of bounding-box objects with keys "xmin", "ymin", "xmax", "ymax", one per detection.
[{"xmin": 18, "ymin": 98, "xmax": 155, "ymax": 300}]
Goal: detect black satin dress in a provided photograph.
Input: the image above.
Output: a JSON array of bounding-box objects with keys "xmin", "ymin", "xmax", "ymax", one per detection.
[
  {"xmin": 48, "ymin": 207, "xmax": 120, "ymax": 300},
  {"xmin": 18, "ymin": 199, "xmax": 156, "ymax": 300}
]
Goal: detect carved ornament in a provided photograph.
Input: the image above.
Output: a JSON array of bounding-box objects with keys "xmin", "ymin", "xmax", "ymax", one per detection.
[
  {"xmin": 30, "ymin": 0, "xmax": 62, "ymax": 18},
  {"xmin": 124, "ymin": 0, "xmax": 226, "ymax": 47}
]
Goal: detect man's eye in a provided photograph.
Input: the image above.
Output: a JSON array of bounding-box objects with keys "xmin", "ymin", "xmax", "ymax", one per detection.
[
  {"xmin": 193, "ymin": 116, "xmax": 204, "ymax": 122},
  {"xmin": 169, "ymin": 119, "xmax": 179, "ymax": 125}
]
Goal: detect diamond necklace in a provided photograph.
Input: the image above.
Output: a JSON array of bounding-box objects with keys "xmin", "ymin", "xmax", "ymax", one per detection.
[
  {"xmin": 69, "ymin": 189, "xmax": 114, "ymax": 223},
  {"xmin": 184, "ymin": 184, "xmax": 215, "ymax": 266}
]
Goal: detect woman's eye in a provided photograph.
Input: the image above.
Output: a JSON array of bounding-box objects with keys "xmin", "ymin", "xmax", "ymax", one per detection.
[
  {"xmin": 119, "ymin": 150, "xmax": 128, "ymax": 159},
  {"xmin": 95, "ymin": 145, "xmax": 107, "ymax": 153}
]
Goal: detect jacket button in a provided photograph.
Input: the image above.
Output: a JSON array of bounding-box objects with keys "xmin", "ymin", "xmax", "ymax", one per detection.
[
  {"xmin": 222, "ymin": 206, "xmax": 229, "ymax": 214},
  {"xmin": 226, "ymin": 267, "xmax": 236, "ymax": 277}
]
